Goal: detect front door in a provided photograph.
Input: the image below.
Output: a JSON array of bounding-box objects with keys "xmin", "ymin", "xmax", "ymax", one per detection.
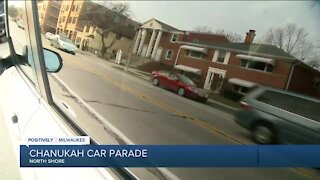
[
  {"xmin": 204, "ymin": 67, "xmax": 226, "ymax": 93},
  {"xmin": 211, "ymin": 74, "xmax": 224, "ymax": 93}
]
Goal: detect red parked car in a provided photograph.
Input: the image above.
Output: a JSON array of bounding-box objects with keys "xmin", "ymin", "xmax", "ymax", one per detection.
[{"xmin": 151, "ymin": 70, "xmax": 209, "ymax": 103}]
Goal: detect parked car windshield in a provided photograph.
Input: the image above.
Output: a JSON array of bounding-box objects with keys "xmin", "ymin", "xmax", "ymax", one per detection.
[
  {"xmin": 59, "ymin": 35, "xmax": 73, "ymax": 44},
  {"xmin": 178, "ymin": 74, "xmax": 197, "ymax": 87}
]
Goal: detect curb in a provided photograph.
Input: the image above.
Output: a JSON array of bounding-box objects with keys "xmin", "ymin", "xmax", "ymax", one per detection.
[{"xmin": 207, "ymin": 99, "xmax": 239, "ymax": 112}]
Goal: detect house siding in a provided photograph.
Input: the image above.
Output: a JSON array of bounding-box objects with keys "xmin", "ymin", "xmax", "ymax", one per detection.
[
  {"xmin": 158, "ymin": 32, "xmax": 181, "ymax": 63},
  {"xmin": 288, "ymin": 65, "xmax": 320, "ymax": 98},
  {"xmin": 176, "ymin": 48, "xmax": 292, "ymax": 89}
]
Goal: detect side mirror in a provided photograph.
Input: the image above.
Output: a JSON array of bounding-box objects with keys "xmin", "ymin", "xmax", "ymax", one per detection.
[{"xmin": 43, "ymin": 48, "xmax": 63, "ymax": 73}]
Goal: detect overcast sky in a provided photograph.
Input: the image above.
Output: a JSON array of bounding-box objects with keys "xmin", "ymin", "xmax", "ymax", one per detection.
[{"xmin": 127, "ymin": 1, "xmax": 320, "ymax": 43}]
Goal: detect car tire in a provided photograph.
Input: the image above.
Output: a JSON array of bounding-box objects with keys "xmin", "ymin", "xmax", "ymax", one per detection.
[
  {"xmin": 152, "ymin": 78, "xmax": 159, "ymax": 86},
  {"xmin": 252, "ymin": 124, "xmax": 275, "ymax": 144},
  {"xmin": 177, "ymin": 87, "xmax": 185, "ymax": 96}
]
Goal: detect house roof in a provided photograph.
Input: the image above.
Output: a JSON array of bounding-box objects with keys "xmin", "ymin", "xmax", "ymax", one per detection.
[
  {"xmin": 142, "ymin": 18, "xmax": 180, "ymax": 32},
  {"xmin": 182, "ymin": 41, "xmax": 297, "ymax": 61}
]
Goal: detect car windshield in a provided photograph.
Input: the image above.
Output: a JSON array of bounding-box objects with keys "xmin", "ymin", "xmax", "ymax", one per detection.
[
  {"xmin": 59, "ymin": 36, "xmax": 73, "ymax": 44},
  {"xmin": 178, "ymin": 74, "xmax": 197, "ymax": 87}
]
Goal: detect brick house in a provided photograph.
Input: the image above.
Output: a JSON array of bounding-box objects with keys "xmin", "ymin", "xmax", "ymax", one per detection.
[
  {"xmin": 174, "ymin": 30, "xmax": 320, "ymax": 99},
  {"xmin": 132, "ymin": 18, "xmax": 229, "ymax": 63},
  {"xmin": 132, "ymin": 18, "xmax": 184, "ymax": 61}
]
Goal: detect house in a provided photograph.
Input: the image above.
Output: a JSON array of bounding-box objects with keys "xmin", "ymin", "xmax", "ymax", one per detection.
[
  {"xmin": 174, "ymin": 30, "xmax": 320, "ymax": 99},
  {"xmin": 74, "ymin": 25, "xmax": 95, "ymax": 50},
  {"xmin": 56, "ymin": 0, "xmax": 111, "ymax": 42},
  {"xmin": 56, "ymin": 0, "xmax": 139, "ymax": 59},
  {"xmin": 77, "ymin": 24, "xmax": 138, "ymax": 60},
  {"xmin": 37, "ymin": 0, "xmax": 61, "ymax": 34},
  {"xmin": 132, "ymin": 18, "xmax": 184, "ymax": 61},
  {"xmin": 55, "ymin": 0, "xmax": 85, "ymax": 40},
  {"xmin": 132, "ymin": 18, "xmax": 230, "ymax": 63}
]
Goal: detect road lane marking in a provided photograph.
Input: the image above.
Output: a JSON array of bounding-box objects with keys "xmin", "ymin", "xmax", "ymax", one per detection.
[
  {"xmin": 62, "ymin": 58, "xmax": 318, "ymax": 179},
  {"xmin": 65, "ymin": 59, "xmax": 246, "ymax": 144},
  {"xmin": 51, "ymin": 74, "xmax": 180, "ymax": 180},
  {"xmin": 63, "ymin": 54, "xmax": 237, "ymax": 123}
]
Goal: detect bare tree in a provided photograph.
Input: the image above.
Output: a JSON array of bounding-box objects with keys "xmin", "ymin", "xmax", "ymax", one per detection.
[
  {"xmin": 215, "ymin": 29, "xmax": 244, "ymax": 43},
  {"xmin": 81, "ymin": 1, "xmax": 133, "ymax": 58},
  {"xmin": 296, "ymin": 40, "xmax": 314, "ymax": 62},
  {"xmin": 193, "ymin": 25, "xmax": 213, "ymax": 33},
  {"xmin": 307, "ymin": 40, "xmax": 320, "ymax": 69},
  {"xmin": 260, "ymin": 23, "xmax": 312, "ymax": 61},
  {"xmin": 306, "ymin": 54, "xmax": 320, "ymax": 69},
  {"xmin": 193, "ymin": 26, "xmax": 244, "ymax": 43}
]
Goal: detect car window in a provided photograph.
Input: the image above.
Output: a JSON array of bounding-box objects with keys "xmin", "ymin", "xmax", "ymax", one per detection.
[
  {"xmin": 257, "ymin": 90, "xmax": 320, "ymax": 121},
  {"xmin": 169, "ymin": 72, "xmax": 178, "ymax": 79},
  {"xmin": 178, "ymin": 74, "xmax": 197, "ymax": 87},
  {"xmin": 59, "ymin": 35, "xmax": 73, "ymax": 44},
  {"xmin": 34, "ymin": 0, "xmax": 320, "ymax": 179},
  {"xmin": 257, "ymin": 90, "xmax": 296, "ymax": 112},
  {"xmin": 8, "ymin": 1, "xmax": 36, "ymax": 83},
  {"xmin": 160, "ymin": 70, "xmax": 169, "ymax": 76},
  {"xmin": 289, "ymin": 96, "xmax": 320, "ymax": 122}
]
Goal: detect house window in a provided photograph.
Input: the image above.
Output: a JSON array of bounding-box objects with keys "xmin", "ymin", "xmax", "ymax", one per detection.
[
  {"xmin": 240, "ymin": 59, "xmax": 273, "ymax": 72},
  {"xmin": 62, "ymin": 16, "xmax": 66, "ymax": 22},
  {"xmin": 68, "ymin": 17, "xmax": 72, "ymax": 23},
  {"xmin": 72, "ymin": 5, "xmax": 76, "ymax": 11},
  {"xmin": 165, "ymin": 50, "xmax": 173, "ymax": 60},
  {"xmin": 192, "ymin": 39, "xmax": 199, "ymax": 43},
  {"xmin": 217, "ymin": 51, "xmax": 226, "ymax": 63},
  {"xmin": 312, "ymin": 77, "xmax": 320, "ymax": 89},
  {"xmin": 213, "ymin": 50, "xmax": 230, "ymax": 64},
  {"xmin": 233, "ymin": 84, "xmax": 249, "ymax": 95},
  {"xmin": 76, "ymin": 37, "xmax": 81, "ymax": 43},
  {"xmin": 72, "ymin": 17, "xmax": 77, "ymax": 24},
  {"xmin": 186, "ymin": 50, "xmax": 204, "ymax": 59},
  {"xmin": 66, "ymin": 5, "xmax": 69, "ymax": 11},
  {"xmin": 171, "ymin": 34, "xmax": 178, "ymax": 42}
]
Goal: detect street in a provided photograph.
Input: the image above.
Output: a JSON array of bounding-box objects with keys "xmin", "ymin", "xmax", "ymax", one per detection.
[{"xmin": 39, "ymin": 38, "xmax": 320, "ymax": 179}]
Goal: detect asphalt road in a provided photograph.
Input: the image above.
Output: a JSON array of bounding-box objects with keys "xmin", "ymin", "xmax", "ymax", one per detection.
[{"xmin": 39, "ymin": 35, "xmax": 319, "ymax": 179}]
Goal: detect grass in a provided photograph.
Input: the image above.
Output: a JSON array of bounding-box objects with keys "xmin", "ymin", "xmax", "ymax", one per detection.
[{"xmin": 208, "ymin": 93, "xmax": 241, "ymax": 110}]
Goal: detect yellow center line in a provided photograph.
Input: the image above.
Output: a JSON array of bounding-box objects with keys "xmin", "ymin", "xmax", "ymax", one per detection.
[
  {"xmin": 67, "ymin": 59, "xmax": 245, "ymax": 144},
  {"xmin": 63, "ymin": 58, "xmax": 317, "ymax": 179}
]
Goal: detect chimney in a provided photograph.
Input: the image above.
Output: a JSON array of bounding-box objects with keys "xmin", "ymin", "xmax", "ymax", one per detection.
[{"xmin": 244, "ymin": 30, "xmax": 256, "ymax": 44}]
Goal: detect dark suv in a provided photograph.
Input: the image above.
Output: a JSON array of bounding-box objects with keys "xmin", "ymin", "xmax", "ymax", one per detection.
[{"xmin": 235, "ymin": 86, "xmax": 320, "ymax": 144}]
